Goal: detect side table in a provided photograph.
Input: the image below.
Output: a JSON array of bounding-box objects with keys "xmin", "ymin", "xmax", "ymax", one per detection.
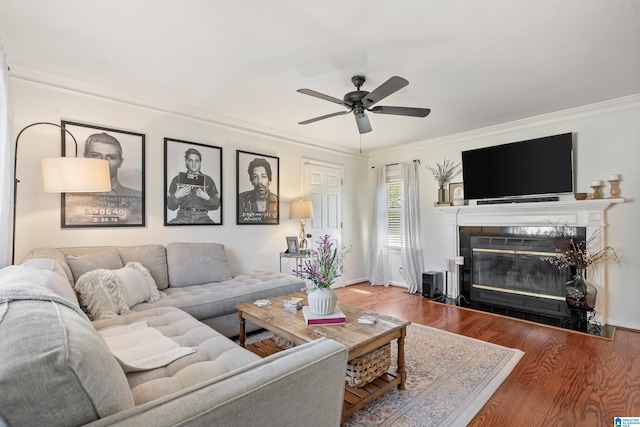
[{"xmin": 279, "ymin": 250, "xmax": 314, "ymax": 273}]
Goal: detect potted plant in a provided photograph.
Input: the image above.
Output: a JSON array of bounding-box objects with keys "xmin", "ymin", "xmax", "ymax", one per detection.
[
  {"xmin": 294, "ymin": 235, "xmax": 350, "ymax": 315},
  {"xmin": 426, "ymin": 159, "xmax": 461, "ymax": 204}
]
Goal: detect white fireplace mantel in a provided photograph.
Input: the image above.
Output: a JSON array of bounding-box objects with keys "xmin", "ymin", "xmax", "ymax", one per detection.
[
  {"xmin": 437, "ymin": 198, "xmax": 623, "ymax": 228},
  {"xmin": 436, "ymin": 198, "xmax": 623, "ymax": 322}
]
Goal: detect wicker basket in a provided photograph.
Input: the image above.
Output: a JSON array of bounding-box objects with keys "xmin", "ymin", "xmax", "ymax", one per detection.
[{"xmin": 345, "ymin": 343, "xmax": 391, "ymax": 387}]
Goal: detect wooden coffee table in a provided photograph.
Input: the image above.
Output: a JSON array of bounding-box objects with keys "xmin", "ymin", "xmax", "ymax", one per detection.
[{"xmin": 236, "ymin": 292, "xmax": 410, "ymax": 422}]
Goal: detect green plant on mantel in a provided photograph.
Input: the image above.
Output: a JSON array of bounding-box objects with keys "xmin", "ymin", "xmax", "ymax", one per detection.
[{"xmin": 426, "ymin": 159, "xmax": 461, "ymax": 188}]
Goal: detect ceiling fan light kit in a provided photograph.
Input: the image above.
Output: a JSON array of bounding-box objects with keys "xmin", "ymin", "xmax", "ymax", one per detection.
[{"xmin": 297, "ymin": 75, "xmax": 431, "ymax": 134}]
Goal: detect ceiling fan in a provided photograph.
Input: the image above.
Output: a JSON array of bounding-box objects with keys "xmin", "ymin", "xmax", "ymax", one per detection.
[{"xmin": 297, "ymin": 75, "xmax": 431, "ymax": 134}]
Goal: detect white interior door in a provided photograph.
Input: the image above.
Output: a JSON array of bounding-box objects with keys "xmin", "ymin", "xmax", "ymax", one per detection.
[{"xmin": 303, "ymin": 160, "xmax": 344, "ymax": 287}]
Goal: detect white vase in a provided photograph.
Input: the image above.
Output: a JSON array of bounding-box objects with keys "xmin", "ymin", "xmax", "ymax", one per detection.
[{"xmin": 307, "ymin": 287, "xmax": 338, "ymax": 315}]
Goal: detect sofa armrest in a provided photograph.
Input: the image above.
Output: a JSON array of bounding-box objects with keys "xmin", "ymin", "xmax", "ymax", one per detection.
[{"xmin": 85, "ymin": 338, "xmax": 348, "ymax": 427}]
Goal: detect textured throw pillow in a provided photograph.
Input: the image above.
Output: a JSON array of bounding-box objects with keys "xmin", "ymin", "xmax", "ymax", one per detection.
[
  {"xmin": 166, "ymin": 242, "xmax": 232, "ymax": 287},
  {"xmin": 65, "ymin": 249, "xmax": 124, "ymax": 283},
  {"xmin": 74, "ymin": 262, "xmax": 162, "ymax": 320}
]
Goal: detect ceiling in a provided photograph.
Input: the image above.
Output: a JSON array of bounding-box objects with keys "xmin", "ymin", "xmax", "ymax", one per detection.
[{"xmin": 1, "ymin": 1, "xmax": 639, "ymax": 154}]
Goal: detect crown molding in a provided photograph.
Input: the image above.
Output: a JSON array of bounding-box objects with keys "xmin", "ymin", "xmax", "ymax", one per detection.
[
  {"xmin": 9, "ymin": 69, "xmax": 365, "ymax": 158},
  {"xmin": 370, "ymin": 93, "xmax": 640, "ymax": 157}
]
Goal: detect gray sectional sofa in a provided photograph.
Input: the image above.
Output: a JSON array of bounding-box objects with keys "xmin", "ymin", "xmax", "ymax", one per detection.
[
  {"xmin": 24, "ymin": 242, "xmax": 305, "ymax": 336},
  {"xmin": 0, "ymin": 243, "xmax": 349, "ymax": 426}
]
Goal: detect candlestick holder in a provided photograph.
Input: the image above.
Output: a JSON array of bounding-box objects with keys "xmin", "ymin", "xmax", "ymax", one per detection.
[
  {"xmin": 591, "ymin": 184, "xmax": 602, "ymax": 199},
  {"xmin": 608, "ymin": 179, "xmax": 620, "ymax": 198}
]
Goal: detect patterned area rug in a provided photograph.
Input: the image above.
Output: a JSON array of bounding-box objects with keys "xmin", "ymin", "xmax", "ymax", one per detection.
[{"xmin": 244, "ymin": 323, "xmax": 524, "ymax": 426}]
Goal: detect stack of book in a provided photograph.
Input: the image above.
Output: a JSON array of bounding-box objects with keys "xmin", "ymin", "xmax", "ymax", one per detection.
[
  {"xmin": 302, "ymin": 306, "xmax": 346, "ymax": 326},
  {"xmin": 282, "ymin": 297, "xmax": 304, "ymax": 312}
]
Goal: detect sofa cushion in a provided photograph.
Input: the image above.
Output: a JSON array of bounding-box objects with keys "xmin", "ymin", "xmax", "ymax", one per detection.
[
  {"xmin": 59, "ymin": 245, "xmax": 170, "ymax": 290},
  {"xmin": 0, "ymin": 266, "xmax": 134, "ymax": 426},
  {"xmin": 116, "ymin": 244, "xmax": 170, "ymax": 290},
  {"xmin": 92, "ymin": 307, "xmax": 261, "ymax": 405},
  {"xmin": 21, "ymin": 247, "xmax": 76, "ymax": 285},
  {"xmin": 166, "ymin": 242, "xmax": 232, "ymax": 287},
  {"xmin": 65, "ymin": 249, "xmax": 124, "ymax": 282},
  {"xmin": 74, "ymin": 262, "xmax": 162, "ymax": 320},
  {"xmin": 21, "ymin": 258, "xmax": 80, "ymax": 307}
]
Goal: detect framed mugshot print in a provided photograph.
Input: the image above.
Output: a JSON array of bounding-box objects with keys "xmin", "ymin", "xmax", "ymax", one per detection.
[
  {"xmin": 236, "ymin": 150, "xmax": 279, "ymax": 225},
  {"xmin": 164, "ymin": 138, "xmax": 223, "ymax": 225},
  {"xmin": 61, "ymin": 121, "xmax": 145, "ymax": 227}
]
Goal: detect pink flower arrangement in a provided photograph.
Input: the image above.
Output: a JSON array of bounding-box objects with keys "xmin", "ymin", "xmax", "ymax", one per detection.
[{"xmin": 293, "ymin": 235, "xmax": 350, "ymax": 289}]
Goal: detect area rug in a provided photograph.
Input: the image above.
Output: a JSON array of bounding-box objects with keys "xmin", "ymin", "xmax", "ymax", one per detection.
[{"xmin": 244, "ymin": 323, "xmax": 524, "ymax": 426}]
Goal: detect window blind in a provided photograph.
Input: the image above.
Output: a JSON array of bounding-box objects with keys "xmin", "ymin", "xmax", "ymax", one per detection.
[{"xmin": 386, "ymin": 165, "xmax": 403, "ymax": 249}]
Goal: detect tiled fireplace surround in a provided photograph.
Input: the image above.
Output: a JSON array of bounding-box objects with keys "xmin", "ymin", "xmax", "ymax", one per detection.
[{"xmin": 437, "ymin": 198, "xmax": 623, "ymax": 325}]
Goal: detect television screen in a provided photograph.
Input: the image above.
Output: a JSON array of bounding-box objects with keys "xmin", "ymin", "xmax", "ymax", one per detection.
[{"xmin": 462, "ymin": 133, "xmax": 574, "ymax": 200}]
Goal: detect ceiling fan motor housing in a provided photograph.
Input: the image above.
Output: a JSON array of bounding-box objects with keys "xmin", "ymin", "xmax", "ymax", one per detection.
[{"xmin": 344, "ymin": 90, "xmax": 368, "ymax": 108}]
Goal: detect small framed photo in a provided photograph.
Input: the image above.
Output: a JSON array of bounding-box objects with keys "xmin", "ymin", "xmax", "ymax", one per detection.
[
  {"xmin": 236, "ymin": 150, "xmax": 279, "ymax": 225},
  {"xmin": 286, "ymin": 236, "xmax": 299, "ymax": 254},
  {"xmin": 61, "ymin": 121, "xmax": 145, "ymax": 227},
  {"xmin": 164, "ymin": 138, "xmax": 222, "ymax": 225},
  {"xmin": 449, "ymin": 182, "xmax": 465, "ymax": 205}
]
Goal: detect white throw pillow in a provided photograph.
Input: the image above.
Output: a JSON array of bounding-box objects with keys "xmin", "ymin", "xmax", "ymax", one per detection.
[{"xmin": 74, "ymin": 262, "xmax": 162, "ymax": 320}]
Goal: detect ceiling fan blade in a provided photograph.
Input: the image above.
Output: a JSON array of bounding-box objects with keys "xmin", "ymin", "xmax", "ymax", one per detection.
[
  {"xmin": 369, "ymin": 106, "xmax": 431, "ymax": 117},
  {"xmin": 299, "ymin": 110, "xmax": 350, "ymax": 125},
  {"xmin": 355, "ymin": 112, "xmax": 372, "ymax": 134},
  {"xmin": 297, "ymin": 88, "xmax": 349, "ymax": 106},
  {"xmin": 361, "ymin": 76, "xmax": 409, "ymax": 108}
]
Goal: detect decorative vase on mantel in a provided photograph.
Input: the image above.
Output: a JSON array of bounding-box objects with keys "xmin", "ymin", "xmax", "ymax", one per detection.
[
  {"xmin": 307, "ymin": 287, "xmax": 338, "ymax": 315},
  {"xmin": 565, "ymin": 269, "xmax": 597, "ymax": 311},
  {"xmin": 437, "ymin": 186, "xmax": 446, "ymax": 204}
]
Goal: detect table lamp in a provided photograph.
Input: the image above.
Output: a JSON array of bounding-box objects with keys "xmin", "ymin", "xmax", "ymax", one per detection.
[{"xmin": 289, "ymin": 200, "xmax": 313, "ymax": 251}]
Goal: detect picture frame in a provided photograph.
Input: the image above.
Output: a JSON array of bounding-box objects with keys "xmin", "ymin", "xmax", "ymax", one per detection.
[
  {"xmin": 286, "ymin": 236, "xmax": 299, "ymax": 254},
  {"xmin": 61, "ymin": 121, "xmax": 145, "ymax": 227},
  {"xmin": 236, "ymin": 150, "xmax": 279, "ymax": 225},
  {"xmin": 449, "ymin": 182, "xmax": 465, "ymax": 205},
  {"xmin": 164, "ymin": 138, "xmax": 223, "ymax": 225}
]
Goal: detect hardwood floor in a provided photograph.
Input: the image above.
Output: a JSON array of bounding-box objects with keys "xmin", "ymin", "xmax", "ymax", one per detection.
[{"xmin": 335, "ymin": 283, "xmax": 640, "ymax": 426}]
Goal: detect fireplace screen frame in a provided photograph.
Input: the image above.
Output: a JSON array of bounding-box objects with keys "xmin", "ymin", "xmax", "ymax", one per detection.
[{"xmin": 459, "ymin": 226, "xmax": 585, "ymax": 318}]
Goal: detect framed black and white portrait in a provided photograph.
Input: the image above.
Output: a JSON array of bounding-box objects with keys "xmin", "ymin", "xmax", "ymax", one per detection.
[
  {"xmin": 164, "ymin": 138, "xmax": 222, "ymax": 225},
  {"xmin": 236, "ymin": 150, "xmax": 279, "ymax": 225},
  {"xmin": 61, "ymin": 121, "xmax": 145, "ymax": 227}
]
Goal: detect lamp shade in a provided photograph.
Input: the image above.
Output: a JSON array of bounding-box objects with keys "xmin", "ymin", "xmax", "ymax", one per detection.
[
  {"xmin": 41, "ymin": 157, "xmax": 111, "ymax": 193},
  {"xmin": 289, "ymin": 200, "xmax": 313, "ymax": 219}
]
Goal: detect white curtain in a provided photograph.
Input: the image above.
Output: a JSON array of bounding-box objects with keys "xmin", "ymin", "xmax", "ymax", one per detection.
[
  {"xmin": 399, "ymin": 161, "xmax": 424, "ymax": 294},
  {"xmin": 0, "ymin": 39, "xmax": 13, "ymax": 267},
  {"xmin": 368, "ymin": 166, "xmax": 389, "ymax": 286}
]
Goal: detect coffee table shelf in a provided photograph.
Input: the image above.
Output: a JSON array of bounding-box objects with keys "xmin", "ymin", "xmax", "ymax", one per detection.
[{"xmin": 236, "ymin": 292, "xmax": 410, "ymax": 424}]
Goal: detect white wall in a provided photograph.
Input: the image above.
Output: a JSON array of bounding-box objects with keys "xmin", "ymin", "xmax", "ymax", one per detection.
[
  {"xmin": 10, "ymin": 79, "xmax": 369, "ymax": 284},
  {"xmin": 368, "ymin": 95, "xmax": 640, "ymax": 330},
  {"xmin": 10, "ymin": 78, "xmax": 639, "ymax": 329}
]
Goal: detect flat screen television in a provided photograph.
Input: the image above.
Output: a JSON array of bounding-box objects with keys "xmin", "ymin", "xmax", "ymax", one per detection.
[{"xmin": 461, "ymin": 133, "xmax": 574, "ymax": 201}]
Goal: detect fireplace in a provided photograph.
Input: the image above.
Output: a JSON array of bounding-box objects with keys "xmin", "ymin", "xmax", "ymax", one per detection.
[
  {"xmin": 436, "ymin": 198, "xmax": 622, "ymax": 327},
  {"xmin": 458, "ymin": 226, "xmax": 585, "ymax": 318}
]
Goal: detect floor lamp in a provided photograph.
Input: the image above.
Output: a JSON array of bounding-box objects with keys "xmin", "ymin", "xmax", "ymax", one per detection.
[
  {"xmin": 11, "ymin": 122, "xmax": 111, "ymax": 264},
  {"xmin": 289, "ymin": 200, "xmax": 313, "ymax": 252}
]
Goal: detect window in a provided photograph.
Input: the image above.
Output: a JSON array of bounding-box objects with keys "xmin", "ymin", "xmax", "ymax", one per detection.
[{"xmin": 386, "ymin": 165, "xmax": 403, "ymax": 249}]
